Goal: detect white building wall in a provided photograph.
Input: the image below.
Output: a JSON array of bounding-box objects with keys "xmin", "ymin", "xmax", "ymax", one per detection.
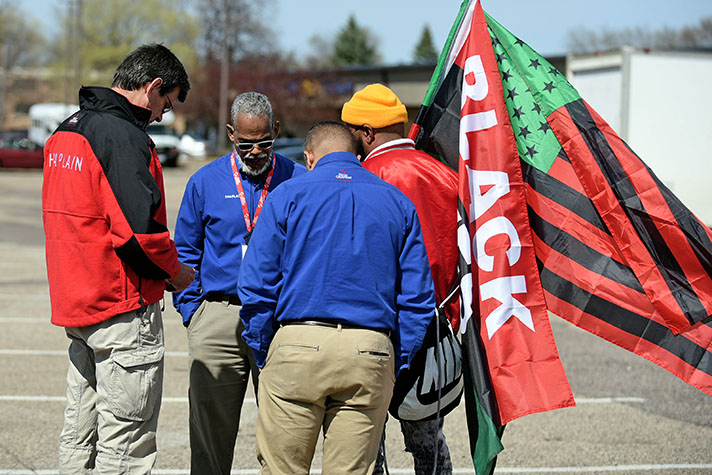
[
  {"xmin": 626, "ymin": 52, "xmax": 712, "ymax": 224},
  {"xmin": 568, "ymin": 50, "xmax": 712, "ymax": 225},
  {"xmin": 569, "ymin": 68, "xmax": 623, "ymax": 135}
]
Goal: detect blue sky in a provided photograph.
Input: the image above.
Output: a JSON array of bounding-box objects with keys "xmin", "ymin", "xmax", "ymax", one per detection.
[{"xmin": 25, "ymin": 0, "xmax": 712, "ymax": 64}]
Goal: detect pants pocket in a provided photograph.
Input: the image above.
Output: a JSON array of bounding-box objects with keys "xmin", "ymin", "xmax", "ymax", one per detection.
[
  {"xmin": 187, "ymin": 299, "xmax": 208, "ymax": 335},
  {"xmin": 109, "ymin": 346, "xmax": 164, "ymax": 421}
]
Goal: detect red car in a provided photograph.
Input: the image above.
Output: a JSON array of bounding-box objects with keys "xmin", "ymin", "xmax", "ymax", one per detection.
[{"xmin": 0, "ymin": 138, "xmax": 44, "ymax": 168}]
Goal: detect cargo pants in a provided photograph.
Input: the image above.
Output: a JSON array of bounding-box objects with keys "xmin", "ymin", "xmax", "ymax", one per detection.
[{"xmin": 58, "ymin": 302, "xmax": 164, "ymax": 475}]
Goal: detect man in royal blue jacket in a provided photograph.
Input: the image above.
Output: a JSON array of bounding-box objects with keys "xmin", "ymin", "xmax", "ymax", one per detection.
[
  {"xmin": 173, "ymin": 92, "xmax": 305, "ymax": 474},
  {"xmin": 238, "ymin": 121, "xmax": 435, "ymax": 474}
]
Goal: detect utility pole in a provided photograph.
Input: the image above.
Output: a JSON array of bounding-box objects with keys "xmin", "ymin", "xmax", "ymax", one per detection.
[
  {"xmin": 217, "ymin": 0, "xmax": 230, "ymax": 153},
  {"xmin": 63, "ymin": 0, "xmax": 74, "ymax": 105},
  {"xmin": 0, "ymin": 43, "xmax": 9, "ymax": 131},
  {"xmin": 74, "ymin": 0, "xmax": 82, "ymax": 92}
]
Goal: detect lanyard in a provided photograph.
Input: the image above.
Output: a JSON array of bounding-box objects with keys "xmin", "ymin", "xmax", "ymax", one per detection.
[{"xmin": 230, "ymin": 150, "xmax": 275, "ymax": 233}]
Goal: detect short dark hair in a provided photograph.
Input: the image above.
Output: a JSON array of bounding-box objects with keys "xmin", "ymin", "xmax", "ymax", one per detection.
[
  {"xmin": 112, "ymin": 43, "xmax": 191, "ymax": 102},
  {"xmin": 305, "ymin": 121, "xmax": 356, "ymax": 155}
]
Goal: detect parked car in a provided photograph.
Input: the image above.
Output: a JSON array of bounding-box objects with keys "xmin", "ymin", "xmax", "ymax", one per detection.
[
  {"xmin": 28, "ymin": 103, "xmax": 77, "ymax": 147},
  {"xmin": 274, "ymin": 138, "xmax": 305, "ymax": 166},
  {"xmin": 179, "ymin": 133, "xmax": 207, "ymax": 159},
  {"xmin": 0, "ymin": 136, "xmax": 43, "ymax": 168},
  {"xmin": 147, "ymin": 123, "xmax": 182, "ymax": 167}
]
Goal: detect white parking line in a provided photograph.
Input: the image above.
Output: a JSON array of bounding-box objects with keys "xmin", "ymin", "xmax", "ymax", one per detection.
[
  {"xmin": 0, "ymin": 316, "xmax": 184, "ymax": 325},
  {"xmin": 0, "ymin": 394, "xmax": 645, "ymax": 404},
  {"xmin": 574, "ymin": 397, "xmax": 646, "ymax": 403},
  {"xmin": 1, "ymin": 464, "xmax": 711, "ymax": 474},
  {"xmin": 490, "ymin": 465, "xmax": 712, "ymax": 473},
  {"xmin": 0, "ymin": 293, "xmax": 48, "ymax": 298},
  {"xmin": 0, "ymin": 349, "xmax": 188, "ymax": 357},
  {"xmin": 0, "ymin": 395, "xmax": 255, "ymax": 404},
  {"xmin": 1, "ymin": 394, "xmax": 644, "ymax": 407},
  {"xmin": 0, "ymin": 318, "xmax": 49, "ymax": 323}
]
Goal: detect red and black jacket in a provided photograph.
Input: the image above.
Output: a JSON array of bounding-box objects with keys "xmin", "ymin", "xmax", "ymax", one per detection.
[{"xmin": 42, "ymin": 86, "xmax": 180, "ymax": 327}]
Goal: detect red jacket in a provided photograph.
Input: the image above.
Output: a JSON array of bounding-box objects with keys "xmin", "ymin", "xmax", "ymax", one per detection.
[
  {"xmin": 42, "ymin": 87, "xmax": 180, "ymax": 327},
  {"xmin": 363, "ymin": 139, "xmax": 461, "ymax": 331}
]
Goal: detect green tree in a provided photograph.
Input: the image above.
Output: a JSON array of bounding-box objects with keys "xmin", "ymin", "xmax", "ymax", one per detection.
[
  {"xmin": 413, "ymin": 25, "xmax": 438, "ymax": 64},
  {"xmin": 49, "ymin": 0, "xmax": 200, "ymax": 88},
  {"xmin": 0, "ymin": 1, "xmax": 44, "ymax": 68},
  {"xmin": 332, "ymin": 14, "xmax": 379, "ymax": 66},
  {"xmin": 0, "ymin": 0, "xmax": 45, "ymax": 128}
]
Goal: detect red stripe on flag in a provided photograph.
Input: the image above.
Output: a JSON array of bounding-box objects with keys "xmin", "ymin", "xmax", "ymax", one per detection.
[
  {"xmin": 534, "ymin": 219, "xmax": 712, "ymax": 348},
  {"xmin": 536, "ymin": 229, "xmax": 712, "ymax": 344},
  {"xmin": 543, "ymin": 290, "xmax": 712, "ymax": 396},
  {"xmin": 587, "ymin": 105, "xmax": 712, "ymax": 318},
  {"xmin": 526, "ymin": 185, "xmax": 624, "ymax": 265},
  {"xmin": 548, "ymin": 105, "xmax": 693, "ymax": 334},
  {"xmin": 545, "ymin": 154, "xmax": 586, "ymax": 195},
  {"xmin": 532, "ymin": 233, "xmax": 652, "ymax": 316}
]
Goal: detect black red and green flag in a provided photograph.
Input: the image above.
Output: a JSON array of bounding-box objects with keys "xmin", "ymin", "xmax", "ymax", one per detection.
[{"xmin": 410, "ymin": 0, "xmax": 712, "ymax": 473}]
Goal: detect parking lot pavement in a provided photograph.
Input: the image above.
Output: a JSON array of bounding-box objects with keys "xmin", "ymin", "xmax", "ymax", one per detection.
[{"xmin": 1, "ymin": 164, "xmax": 711, "ymax": 474}]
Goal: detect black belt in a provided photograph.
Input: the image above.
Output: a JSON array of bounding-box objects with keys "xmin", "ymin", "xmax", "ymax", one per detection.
[
  {"xmin": 281, "ymin": 319, "xmax": 390, "ymax": 337},
  {"xmin": 204, "ymin": 292, "xmax": 241, "ymax": 305}
]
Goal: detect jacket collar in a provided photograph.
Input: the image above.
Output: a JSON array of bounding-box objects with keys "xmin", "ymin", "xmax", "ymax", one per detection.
[
  {"xmin": 79, "ymin": 86, "xmax": 152, "ymax": 131},
  {"xmin": 364, "ymin": 138, "xmax": 416, "ymax": 162},
  {"xmin": 314, "ymin": 151, "xmax": 362, "ymax": 168}
]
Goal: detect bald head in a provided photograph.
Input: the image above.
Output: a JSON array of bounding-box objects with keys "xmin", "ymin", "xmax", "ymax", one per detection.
[{"xmin": 303, "ymin": 121, "xmax": 357, "ymax": 170}]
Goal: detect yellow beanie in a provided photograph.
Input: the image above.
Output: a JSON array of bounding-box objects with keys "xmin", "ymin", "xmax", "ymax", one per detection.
[{"xmin": 341, "ymin": 84, "xmax": 408, "ymax": 128}]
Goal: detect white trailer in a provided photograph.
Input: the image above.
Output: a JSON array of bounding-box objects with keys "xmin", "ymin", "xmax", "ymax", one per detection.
[
  {"xmin": 567, "ymin": 48, "xmax": 712, "ymax": 225},
  {"xmin": 28, "ymin": 103, "xmax": 78, "ymax": 147}
]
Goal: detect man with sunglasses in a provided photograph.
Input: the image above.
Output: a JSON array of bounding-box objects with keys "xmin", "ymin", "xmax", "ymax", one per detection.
[{"xmin": 173, "ymin": 91, "xmax": 305, "ymax": 474}]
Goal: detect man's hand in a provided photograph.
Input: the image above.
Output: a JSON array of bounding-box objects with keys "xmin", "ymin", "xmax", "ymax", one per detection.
[{"xmin": 166, "ymin": 262, "xmax": 195, "ymax": 292}]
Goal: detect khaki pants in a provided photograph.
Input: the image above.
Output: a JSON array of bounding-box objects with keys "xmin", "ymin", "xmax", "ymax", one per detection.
[
  {"xmin": 256, "ymin": 324, "xmax": 395, "ymax": 475},
  {"xmin": 59, "ymin": 302, "xmax": 164, "ymax": 475},
  {"xmin": 187, "ymin": 299, "xmax": 258, "ymax": 474}
]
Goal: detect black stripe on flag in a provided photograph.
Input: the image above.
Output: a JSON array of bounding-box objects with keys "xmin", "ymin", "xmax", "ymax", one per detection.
[
  {"xmin": 528, "ymin": 205, "xmax": 644, "ymax": 294},
  {"xmin": 540, "ymin": 262, "xmax": 712, "ymax": 377},
  {"xmin": 565, "ymin": 99, "xmax": 707, "ymax": 325},
  {"xmin": 416, "ymin": 65, "xmax": 464, "ymax": 171},
  {"xmin": 621, "ymin": 140, "xmax": 712, "ymax": 280},
  {"xmin": 457, "ymin": 198, "xmax": 499, "ymax": 423},
  {"xmin": 521, "ymin": 159, "xmax": 609, "ymax": 235}
]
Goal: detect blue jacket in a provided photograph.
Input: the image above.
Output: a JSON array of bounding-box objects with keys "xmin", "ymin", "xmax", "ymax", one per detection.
[
  {"xmin": 238, "ymin": 152, "xmax": 436, "ymax": 375},
  {"xmin": 172, "ymin": 152, "xmax": 305, "ymax": 324}
]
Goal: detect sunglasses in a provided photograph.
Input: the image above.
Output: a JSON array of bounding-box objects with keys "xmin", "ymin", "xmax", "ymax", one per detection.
[{"xmin": 235, "ymin": 139, "xmax": 275, "ymax": 152}]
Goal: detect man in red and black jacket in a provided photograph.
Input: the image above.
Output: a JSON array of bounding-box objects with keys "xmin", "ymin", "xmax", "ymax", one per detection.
[{"xmin": 42, "ymin": 44, "xmax": 194, "ymax": 474}]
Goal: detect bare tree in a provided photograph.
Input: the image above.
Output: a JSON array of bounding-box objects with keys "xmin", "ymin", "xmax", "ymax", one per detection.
[
  {"xmin": 194, "ymin": 0, "xmax": 274, "ymax": 152},
  {"xmin": 304, "ymin": 34, "xmax": 335, "ymax": 69},
  {"xmin": 566, "ymin": 16, "xmax": 712, "ymax": 54}
]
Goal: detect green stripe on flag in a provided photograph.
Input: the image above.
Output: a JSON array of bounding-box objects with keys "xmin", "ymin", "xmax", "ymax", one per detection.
[
  {"xmin": 421, "ymin": 0, "xmax": 472, "ymax": 107},
  {"xmin": 485, "ymin": 12, "xmax": 580, "ymax": 173},
  {"xmin": 464, "ymin": 355, "xmax": 504, "ymax": 475}
]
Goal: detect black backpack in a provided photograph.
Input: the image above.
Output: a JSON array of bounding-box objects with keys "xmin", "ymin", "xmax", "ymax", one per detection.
[{"xmin": 389, "ymin": 306, "xmax": 463, "ymax": 421}]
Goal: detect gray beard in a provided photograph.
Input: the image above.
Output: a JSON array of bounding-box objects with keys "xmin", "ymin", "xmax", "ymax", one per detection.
[{"xmin": 237, "ymin": 151, "xmax": 272, "ymax": 177}]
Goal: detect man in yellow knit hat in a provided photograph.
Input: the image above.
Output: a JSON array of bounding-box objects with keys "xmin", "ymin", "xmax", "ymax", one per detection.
[{"xmin": 342, "ymin": 83, "xmax": 459, "ymax": 475}]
